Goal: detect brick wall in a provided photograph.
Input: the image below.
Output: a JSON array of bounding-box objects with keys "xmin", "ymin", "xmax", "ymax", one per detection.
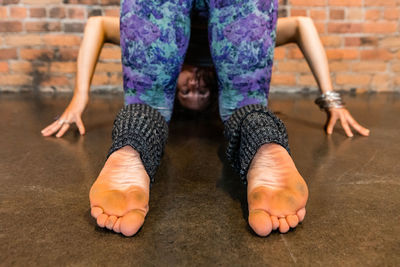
[
  {"xmin": 0, "ymin": 0, "xmax": 121, "ymax": 92},
  {"xmin": 0, "ymin": 0, "xmax": 399, "ymax": 93},
  {"xmin": 275, "ymin": 0, "xmax": 400, "ymax": 93}
]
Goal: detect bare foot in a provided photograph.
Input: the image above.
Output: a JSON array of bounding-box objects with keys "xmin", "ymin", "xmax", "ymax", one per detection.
[
  {"xmin": 247, "ymin": 143, "xmax": 308, "ymax": 236},
  {"xmin": 89, "ymin": 146, "xmax": 150, "ymax": 237}
]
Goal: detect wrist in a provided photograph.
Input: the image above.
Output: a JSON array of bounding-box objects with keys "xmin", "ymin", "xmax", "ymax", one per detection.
[
  {"xmin": 315, "ymin": 91, "xmax": 345, "ymax": 111},
  {"xmin": 70, "ymin": 92, "xmax": 89, "ymax": 110},
  {"xmin": 320, "ymin": 89, "xmax": 334, "ymax": 94},
  {"xmin": 74, "ymin": 87, "xmax": 89, "ymax": 97},
  {"xmin": 319, "ymin": 86, "xmax": 334, "ymax": 94},
  {"xmin": 73, "ymin": 87, "xmax": 89, "ymax": 101}
]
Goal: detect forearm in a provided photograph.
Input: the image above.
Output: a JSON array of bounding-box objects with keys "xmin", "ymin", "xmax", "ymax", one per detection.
[
  {"xmin": 42, "ymin": 17, "xmax": 120, "ymax": 137},
  {"xmin": 276, "ymin": 18, "xmax": 369, "ymax": 137},
  {"xmin": 294, "ymin": 17, "xmax": 333, "ymax": 93},
  {"xmin": 73, "ymin": 16, "xmax": 107, "ymax": 100}
]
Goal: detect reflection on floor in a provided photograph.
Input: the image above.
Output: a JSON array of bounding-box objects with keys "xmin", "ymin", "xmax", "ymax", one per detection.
[{"xmin": 1, "ymin": 92, "xmax": 399, "ymax": 265}]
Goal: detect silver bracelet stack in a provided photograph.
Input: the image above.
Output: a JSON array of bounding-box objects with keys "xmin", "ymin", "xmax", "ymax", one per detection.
[{"xmin": 315, "ymin": 91, "xmax": 345, "ymax": 110}]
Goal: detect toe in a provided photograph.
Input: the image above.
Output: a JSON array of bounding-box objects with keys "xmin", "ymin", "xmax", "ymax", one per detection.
[
  {"xmin": 297, "ymin": 208, "xmax": 306, "ymax": 222},
  {"xmin": 106, "ymin": 215, "xmax": 117, "ymax": 230},
  {"xmin": 97, "ymin": 213, "xmax": 108, "ymax": 228},
  {"xmin": 91, "ymin": 206, "xmax": 103, "ymax": 219},
  {"xmin": 286, "ymin": 215, "xmax": 299, "ymax": 228},
  {"xmin": 248, "ymin": 210, "xmax": 273, "ymax": 237},
  {"xmin": 113, "ymin": 218, "xmax": 121, "ymax": 233},
  {"xmin": 271, "ymin": 216, "xmax": 279, "ymax": 230},
  {"xmin": 120, "ymin": 210, "xmax": 145, "ymax": 237},
  {"xmin": 278, "ymin": 217, "xmax": 290, "ymax": 233}
]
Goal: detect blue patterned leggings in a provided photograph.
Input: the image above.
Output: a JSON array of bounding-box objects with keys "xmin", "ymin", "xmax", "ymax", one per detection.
[{"xmin": 120, "ymin": 0, "xmax": 278, "ymax": 122}]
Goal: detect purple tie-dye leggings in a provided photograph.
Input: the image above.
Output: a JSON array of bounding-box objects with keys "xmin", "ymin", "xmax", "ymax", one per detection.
[{"xmin": 120, "ymin": 0, "xmax": 278, "ymax": 122}]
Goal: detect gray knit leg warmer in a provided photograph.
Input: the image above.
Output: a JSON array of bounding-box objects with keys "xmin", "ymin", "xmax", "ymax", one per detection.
[
  {"xmin": 224, "ymin": 104, "xmax": 290, "ymax": 183},
  {"xmin": 107, "ymin": 104, "xmax": 168, "ymax": 183}
]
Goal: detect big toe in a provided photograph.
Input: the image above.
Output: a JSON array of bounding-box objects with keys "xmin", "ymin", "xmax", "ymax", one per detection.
[
  {"xmin": 120, "ymin": 210, "xmax": 145, "ymax": 237},
  {"xmin": 248, "ymin": 210, "xmax": 273, "ymax": 237}
]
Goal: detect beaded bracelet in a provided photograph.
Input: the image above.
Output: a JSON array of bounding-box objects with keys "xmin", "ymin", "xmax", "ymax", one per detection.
[{"xmin": 315, "ymin": 91, "xmax": 345, "ymax": 110}]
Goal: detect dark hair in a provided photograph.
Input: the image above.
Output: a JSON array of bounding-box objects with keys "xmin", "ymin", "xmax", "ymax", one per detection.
[
  {"xmin": 172, "ymin": 66, "xmax": 219, "ymax": 120},
  {"xmin": 195, "ymin": 66, "xmax": 217, "ymax": 93}
]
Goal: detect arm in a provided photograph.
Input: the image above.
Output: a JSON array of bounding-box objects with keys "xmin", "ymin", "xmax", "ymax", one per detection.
[
  {"xmin": 275, "ymin": 17, "xmax": 369, "ymax": 137},
  {"xmin": 276, "ymin": 17, "xmax": 333, "ymax": 93},
  {"xmin": 41, "ymin": 16, "xmax": 120, "ymax": 137}
]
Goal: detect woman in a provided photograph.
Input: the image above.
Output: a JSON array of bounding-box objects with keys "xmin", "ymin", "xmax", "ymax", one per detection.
[
  {"xmin": 42, "ymin": 0, "xmax": 369, "ymax": 237},
  {"xmin": 41, "ymin": 15, "xmax": 369, "ymax": 138}
]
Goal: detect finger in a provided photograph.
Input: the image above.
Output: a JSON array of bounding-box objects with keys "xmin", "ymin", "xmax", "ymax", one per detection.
[
  {"xmin": 42, "ymin": 120, "xmax": 63, "ymax": 136},
  {"xmin": 340, "ymin": 114, "xmax": 353, "ymax": 137},
  {"xmin": 41, "ymin": 120, "xmax": 58, "ymax": 134},
  {"xmin": 56, "ymin": 123, "xmax": 70, "ymax": 138},
  {"xmin": 326, "ymin": 114, "xmax": 337, "ymax": 135},
  {"xmin": 76, "ymin": 117, "xmax": 86, "ymax": 135},
  {"xmin": 346, "ymin": 114, "xmax": 370, "ymax": 136}
]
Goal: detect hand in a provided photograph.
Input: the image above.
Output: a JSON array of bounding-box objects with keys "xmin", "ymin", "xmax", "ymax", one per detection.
[
  {"xmin": 41, "ymin": 96, "xmax": 88, "ymax": 138},
  {"xmin": 325, "ymin": 107, "xmax": 370, "ymax": 137}
]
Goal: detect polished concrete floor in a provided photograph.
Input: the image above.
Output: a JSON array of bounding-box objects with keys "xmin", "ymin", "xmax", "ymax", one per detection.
[{"xmin": 1, "ymin": 92, "xmax": 399, "ymax": 266}]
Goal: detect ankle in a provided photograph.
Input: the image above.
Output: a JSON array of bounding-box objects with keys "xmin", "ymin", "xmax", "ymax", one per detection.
[
  {"xmin": 111, "ymin": 146, "xmax": 140, "ymax": 159},
  {"xmin": 258, "ymin": 143, "xmax": 281, "ymax": 154},
  {"xmin": 120, "ymin": 145, "xmax": 139, "ymax": 154}
]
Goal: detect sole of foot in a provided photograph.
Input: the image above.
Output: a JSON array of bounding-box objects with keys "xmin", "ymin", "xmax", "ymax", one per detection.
[
  {"xmin": 89, "ymin": 146, "xmax": 150, "ymax": 237},
  {"xmin": 247, "ymin": 143, "xmax": 308, "ymax": 237}
]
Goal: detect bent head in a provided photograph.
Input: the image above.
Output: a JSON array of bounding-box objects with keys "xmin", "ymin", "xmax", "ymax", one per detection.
[{"xmin": 176, "ymin": 65, "xmax": 217, "ymax": 111}]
